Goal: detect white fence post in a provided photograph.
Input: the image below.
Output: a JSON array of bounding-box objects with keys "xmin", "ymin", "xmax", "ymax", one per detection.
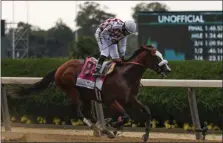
[
  {"xmin": 187, "ymin": 88, "xmax": 202, "ymax": 139},
  {"xmin": 94, "ymin": 101, "xmax": 106, "ymax": 127},
  {"xmin": 1, "ymin": 85, "xmax": 11, "ymax": 131}
]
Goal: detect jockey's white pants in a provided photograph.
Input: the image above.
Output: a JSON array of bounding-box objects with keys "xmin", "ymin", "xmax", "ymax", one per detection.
[{"xmin": 95, "ymin": 28, "xmax": 120, "ymax": 59}]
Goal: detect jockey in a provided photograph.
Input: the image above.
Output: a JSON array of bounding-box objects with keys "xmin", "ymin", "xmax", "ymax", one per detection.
[{"xmin": 93, "ymin": 18, "xmax": 136, "ymax": 77}]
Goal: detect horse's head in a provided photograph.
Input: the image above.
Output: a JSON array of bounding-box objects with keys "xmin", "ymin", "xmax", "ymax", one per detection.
[{"xmin": 140, "ymin": 45, "xmax": 171, "ymax": 77}]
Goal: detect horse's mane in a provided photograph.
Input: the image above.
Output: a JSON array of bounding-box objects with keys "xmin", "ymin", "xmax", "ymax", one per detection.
[{"xmin": 125, "ymin": 46, "xmax": 148, "ymax": 62}]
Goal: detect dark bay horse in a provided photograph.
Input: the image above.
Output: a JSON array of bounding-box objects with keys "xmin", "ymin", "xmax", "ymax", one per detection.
[{"xmin": 12, "ymin": 45, "xmax": 171, "ymax": 142}]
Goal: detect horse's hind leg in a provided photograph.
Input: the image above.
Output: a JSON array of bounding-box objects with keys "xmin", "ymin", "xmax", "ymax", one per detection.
[
  {"xmin": 64, "ymin": 88, "xmax": 115, "ymax": 138},
  {"xmin": 55, "ymin": 67, "xmax": 99, "ymax": 133},
  {"xmin": 55, "ymin": 66, "xmax": 115, "ymax": 138},
  {"xmin": 81, "ymin": 100, "xmax": 97, "ymax": 123},
  {"xmin": 67, "ymin": 89, "xmax": 96, "ymax": 128},
  {"xmin": 76, "ymin": 99, "xmax": 115, "ymax": 138},
  {"xmin": 124, "ymin": 97, "xmax": 151, "ymax": 143},
  {"xmin": 67, "ymin": 89, "xmax": 102, "ymax": 133}
]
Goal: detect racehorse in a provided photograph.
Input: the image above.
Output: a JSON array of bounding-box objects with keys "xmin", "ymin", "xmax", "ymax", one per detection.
[{"xmin": 12, "ymin": 45, "xmax": 171, "ymax": 142}]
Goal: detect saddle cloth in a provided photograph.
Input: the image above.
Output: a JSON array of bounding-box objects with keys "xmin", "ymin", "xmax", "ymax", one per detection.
[{"xmin": 76, "ymin": 57, "xmax": 116, "ymax": 91}]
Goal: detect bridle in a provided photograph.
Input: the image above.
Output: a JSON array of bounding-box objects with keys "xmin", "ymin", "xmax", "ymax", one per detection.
[
  {"xmin": 118, "ymin": 46, "xmax": 169, "ymax": 70},
  {"xmin": 115, "ymin": 45, "xmax": 171, "ymax": 80},
  {"xmin": 115, "ymin": 47, "xmax": 170, "ymax": 89}
]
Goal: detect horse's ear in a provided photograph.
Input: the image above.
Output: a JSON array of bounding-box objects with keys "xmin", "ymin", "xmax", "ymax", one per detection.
[
  {"xmin": 140, "ymin": 45, "xmax": 156, "ymax": 55},
  {"xmin": 148, "ymin": 47, "xmax": 156, "ymax": 55},
  {"xmin": 140, "ymin": 45, "xmax": 148, "ymax": 49},
  {"xmin": 140, "ymin": 44, "xmax": 155, "ymax": 49},
  {"xmin": 142, "ymin": 44, "xmax": 156, "ymax": 55},
  {"xmin": 146, "ymin": 44, "xmax": 155, "ymax": 48}
]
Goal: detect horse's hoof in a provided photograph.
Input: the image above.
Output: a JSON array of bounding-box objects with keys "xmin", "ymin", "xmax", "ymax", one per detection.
[
  {"xmin": 113, "ymin": 130, "xmax": 117, "ymax": 136},
  {"xmin": 103, "ymin": 130, "xmax": 115, "ymax": 139},
  {"xmin": 107, "ymin": 131, "xmax": 116, "ymax": 139},
  {"xmin": 93, "ymin": 130, "xmax": 101, "ymax": 137},
  {"xmin": 95, "ymin": 122, "xmax": 115, "ymax": 138},
  {"xmin": 142, "ymin": 134, "xmax": 148, "ymax": 142},
  {"xmin": 105, "ymin": 118, "xmax": 113, "ymax": 124}
]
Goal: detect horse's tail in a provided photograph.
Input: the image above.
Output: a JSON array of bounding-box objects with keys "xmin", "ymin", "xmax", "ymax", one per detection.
[{"xmin": 12, "ymin": 69, "xmax": 57, "ymax": 98}]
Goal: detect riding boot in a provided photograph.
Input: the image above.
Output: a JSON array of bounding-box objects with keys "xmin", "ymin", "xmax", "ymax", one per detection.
[{"xmin": 93, "ymin": 55, "xmax": 106, "ymax": 77}]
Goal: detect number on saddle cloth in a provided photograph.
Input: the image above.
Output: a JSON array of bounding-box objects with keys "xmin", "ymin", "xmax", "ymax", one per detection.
[
  {"xmin": 82, "ymin": 57, "xmax": 116, "ymax": 77},
  {"xmin": 83, "ymin": 61, "xmax": 94, "ymax": 76},
  {"xmin": 82, "ymin": 57, "xmax": 97, "ymax": 76}
]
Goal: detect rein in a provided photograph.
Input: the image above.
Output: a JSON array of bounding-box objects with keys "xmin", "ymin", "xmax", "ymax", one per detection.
[
  {"xmin": 119, "ymin": 45, "xmax": 151, "ymax": 68},
  {"xmin": 122, "ymin": 61, "xmax": 147, "ymax": 67}
]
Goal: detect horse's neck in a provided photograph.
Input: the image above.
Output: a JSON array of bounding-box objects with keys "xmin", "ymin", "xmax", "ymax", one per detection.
[{"xmin": 122, "ymin": 55, "xmax": 147, "ymax": 85}]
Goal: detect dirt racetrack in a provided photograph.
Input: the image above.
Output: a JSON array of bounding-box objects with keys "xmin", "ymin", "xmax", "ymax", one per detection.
[{"xmin": 2, "ymin": 127, "xmax": 222, "ymax": 142}]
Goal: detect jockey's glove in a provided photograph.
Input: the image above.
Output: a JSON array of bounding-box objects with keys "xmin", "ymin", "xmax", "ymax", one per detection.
[
  {"xmin": 113, "ymin": 58, "xmax": 122, "ymax": 63},
  {"xmin": 111, "ymin": 37, "xmax": 119, "ymax": 44}
]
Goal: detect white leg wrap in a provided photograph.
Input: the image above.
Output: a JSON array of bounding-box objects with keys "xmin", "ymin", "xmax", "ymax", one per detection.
[{"xmin": 83, "ymin": 118, "xmax": 92, "ymax": 127}]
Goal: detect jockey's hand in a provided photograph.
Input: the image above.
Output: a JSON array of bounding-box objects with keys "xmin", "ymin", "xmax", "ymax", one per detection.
[
  {"xmin": 111, "ymin": 37, "xmax": 119, "ymax": 44},
  {"xmin": 113, "ymin": 58, "xmax": 122, "ymax": 63}
]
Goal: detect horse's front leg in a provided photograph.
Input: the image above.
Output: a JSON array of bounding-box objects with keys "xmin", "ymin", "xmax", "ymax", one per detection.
[
  {"xmin": 124, "ymin": 97, "xmax": 151, "ymax": 143},
  {"xmin": 106, "ymin": 100, "xmax": 130, "ymax": 135}
]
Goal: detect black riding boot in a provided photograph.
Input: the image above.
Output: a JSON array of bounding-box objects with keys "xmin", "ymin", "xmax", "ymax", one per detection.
[{"xmin": 93, "ymin": 55, "xmax": 106, "ymax": 77}]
